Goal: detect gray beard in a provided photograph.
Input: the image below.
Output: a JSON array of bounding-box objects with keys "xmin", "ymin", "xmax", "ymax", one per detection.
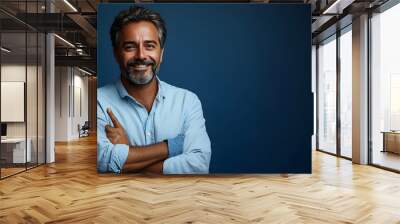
[
  {"xmin": 123, "ymin": 63, "xmax": 160, "ymax": 85},
  {"xmin": 124, "ymin": 70, "xmax": 154, "ymax": 85}
]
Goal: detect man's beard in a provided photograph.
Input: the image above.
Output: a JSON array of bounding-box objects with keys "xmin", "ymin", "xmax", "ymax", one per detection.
[{"xmin": 122, "ymin": 58, "xmax": 159, "ymax": 85}]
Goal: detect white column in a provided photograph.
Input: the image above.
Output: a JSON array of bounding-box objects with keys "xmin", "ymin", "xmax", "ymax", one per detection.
[
  {"xmin": 46, "ymin": 1, "xmax": 55, "ymax": 163},
  {"xmin": 352, "ymin": 14, "xmax": 369, "ymax": 164}
]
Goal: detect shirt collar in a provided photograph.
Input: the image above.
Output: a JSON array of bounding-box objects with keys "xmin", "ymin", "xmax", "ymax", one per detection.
[
  {"xmin": 116, "ymin": 78, "xmax": 129, "ymax": 99},
  {"xmin": 116, "ymin": 76, "xmax": 166, "ymax": 102}
]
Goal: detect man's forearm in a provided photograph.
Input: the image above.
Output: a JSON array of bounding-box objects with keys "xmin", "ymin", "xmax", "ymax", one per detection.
[
  {"xmin": 122, "ymin": 141, "xmax": 168, "ymax": 171},
  {"xmin": 141, "ymin": 161, "xmax": 164, "ymax": 174},
  {"xmin": 122, "ymin": 157, "xmax": 161, "ymax": 173}
]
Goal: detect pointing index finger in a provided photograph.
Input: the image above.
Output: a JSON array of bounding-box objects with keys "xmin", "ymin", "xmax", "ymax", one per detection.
[{"xmin": 107, "ymin": 108, "xmax": 122, "ymax": 128}]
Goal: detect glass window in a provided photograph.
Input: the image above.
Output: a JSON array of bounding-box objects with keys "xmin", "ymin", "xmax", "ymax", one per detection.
[
  {"xmin": 1, "ymin": 29, "xmax": 28, "ymax": 178},
  {"xmin": 318, "ymin": 36, "xmax": 337, "ymax": 154},
  {"xmin": 371, "ymin": 2, "xmax": 400, "ymax": 171},
  {"xmin": 339, "ymin": 28, "xmax": 352, "ymax": 158},
  {"xmin": 27, "ymin": 31, "xmax": 38, "ymax": 169},
  {"xmin": 312, "ymin": 45, "xmax": 317, "ymax": 150}
]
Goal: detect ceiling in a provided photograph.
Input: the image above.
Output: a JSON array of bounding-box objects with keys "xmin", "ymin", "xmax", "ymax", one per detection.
[{"xmin": 0, "ymin": 0, "xmax": 392, "ymax": 75}]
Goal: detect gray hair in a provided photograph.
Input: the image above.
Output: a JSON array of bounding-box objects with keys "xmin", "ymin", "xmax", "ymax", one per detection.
[{"xmin": 110, "ymin": 6, "xmax": 167, "ymax": 49}]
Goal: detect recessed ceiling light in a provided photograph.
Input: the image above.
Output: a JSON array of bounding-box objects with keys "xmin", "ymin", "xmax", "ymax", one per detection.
[
  {"xmin": 322, "ymin": 0, "xmax": 353, "ymax": 15},
  {"xmin": 63, "ymin": 0, "xmax": 78, "ymax": 12},
  {"xmin": 1, "ymin": 47, "xmax": 11, "ymax": 53},
  {"xmin": 77, "ymin": 67, "xmax": 93, "ymax": 76},
  {"xmin": 54, "ymin": 34, "xmax": 75, "ymax": 48}
]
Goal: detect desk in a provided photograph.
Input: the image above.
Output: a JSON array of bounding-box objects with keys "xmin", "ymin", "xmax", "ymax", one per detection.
[
  {"xmin": 1, "ymin": 138, "xmax": 31, "ymax": 163},
  {"xmin": 381, "ymin": 131, "xmax": 400, "ymax": 154}
]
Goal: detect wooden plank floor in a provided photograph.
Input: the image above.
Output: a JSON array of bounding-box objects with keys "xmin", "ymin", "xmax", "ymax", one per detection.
[{"xmin": 1, "ymin": 135, "xmax": 400, "ymax": 224}]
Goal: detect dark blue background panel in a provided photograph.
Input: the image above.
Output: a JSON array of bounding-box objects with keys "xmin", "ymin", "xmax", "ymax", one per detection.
[{"xmin": 98, "ymin": 3, "xmax": 312, "ymax": 173}]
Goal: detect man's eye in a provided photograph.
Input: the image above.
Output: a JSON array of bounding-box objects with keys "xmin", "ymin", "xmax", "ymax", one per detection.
[
  {"xmin": 146, "ymin": 45, "xmax": 155, "ymax": 49},
  {"xmin": 124, "ymin": 45, "xmax": 136, "ymax": 51}
]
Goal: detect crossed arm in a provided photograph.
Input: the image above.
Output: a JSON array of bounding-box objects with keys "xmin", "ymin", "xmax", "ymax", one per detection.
[
  {"xmin": 121, "ymin": 144, "xmax": 167, "ymax": 173},
  {"xmin": 98, "ymin": 108, "xmax": 178, "ymax": 174},
  {"xmin": 97, "ymin": 93, "xmax": 211, "ymax": 174}
]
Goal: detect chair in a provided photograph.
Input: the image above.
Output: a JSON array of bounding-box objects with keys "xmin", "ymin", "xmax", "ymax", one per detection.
[{"xmin": 78, "ymin": 121, "xmax": 90, "ymax": 138}]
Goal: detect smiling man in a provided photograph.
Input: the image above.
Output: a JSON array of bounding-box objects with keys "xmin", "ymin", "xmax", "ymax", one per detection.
[{"xmin": 97, "ymin": 6, "xmax": 212, "ymax": 174}]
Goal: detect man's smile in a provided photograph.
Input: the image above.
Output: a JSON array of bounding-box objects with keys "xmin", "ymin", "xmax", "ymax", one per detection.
[{"xmin": 130, "ymin": 64, "xmax": 150, "ymax": 71}]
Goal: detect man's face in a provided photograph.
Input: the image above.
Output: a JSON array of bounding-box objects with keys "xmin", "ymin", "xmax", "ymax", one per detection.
[{"xmin": 114, "ymin": 21, "xmax": 163, "ymax": 85}]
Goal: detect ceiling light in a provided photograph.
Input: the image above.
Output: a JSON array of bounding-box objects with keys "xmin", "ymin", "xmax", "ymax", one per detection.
[
  {"xmin": 63, "ymin": 0, "xmax": 78, "ymax": 12},
  {"xmin": 54, "ymin": 34, "xmax": 75, "ymax": 48},
  {"xmin": 323, "ymin": 0, "xmax": 340, "ymax": 14},
  {"xmin": 322, "ymin": 0, "xmax": 354, "ymax": 15},
  {"xmin": 77, "ymin": 67, "xmax": 93, "ymax": 76},
  {"xmin": 1, "ymin": 47, "xmax": 11, "ymax": 53}
]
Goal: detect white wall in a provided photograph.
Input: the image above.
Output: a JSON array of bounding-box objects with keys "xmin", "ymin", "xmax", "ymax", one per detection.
[
  {"xmin": 55, "ymin": 66, "xmax": 69, "ymax": 141},
  {"xmin": 1, "ymin": 64, "xmax": 46, "ymax": 164},
  {"xmin": 54, "ymin": 67, "xmax": 89, "ymax": 141},
  {"xmin": 1, "ymin": 65, "xmax": 43, "ymax": 137},
  {"xmin": 72, "ymin": 72, "xmax": 89, "ymax": 138},
  {"xmin": 1, "ymin": 65, "xmax": 27, "ymax": 139}
]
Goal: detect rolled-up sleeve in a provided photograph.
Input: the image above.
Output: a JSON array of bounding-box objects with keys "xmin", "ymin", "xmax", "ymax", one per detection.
[
  {"xmin": 97, "ymin": 102, "xmax": 129, "ymax": 173},
  {"xmin": 163, "ymin": 93, "xmax": 212, "ymax": 174}
]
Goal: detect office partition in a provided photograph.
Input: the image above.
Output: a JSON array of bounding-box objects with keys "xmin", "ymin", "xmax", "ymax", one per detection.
[{"xmin": 0, "ymin": 0, "xmax": 46, "ymax": 179}]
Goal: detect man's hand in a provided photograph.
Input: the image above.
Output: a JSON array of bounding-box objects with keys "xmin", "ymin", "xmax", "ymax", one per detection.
[{"xmin": 105, "ymin": 108, "xmax": 129, "ymax": 145}]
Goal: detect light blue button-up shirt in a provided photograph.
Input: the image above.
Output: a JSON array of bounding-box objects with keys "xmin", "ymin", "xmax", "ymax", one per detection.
[{"xmin": 97, "ymin": 77, "xmax": 211, "ymax": 174}]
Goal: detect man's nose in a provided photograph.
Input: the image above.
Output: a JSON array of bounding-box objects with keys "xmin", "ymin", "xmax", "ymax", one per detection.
[{"xmin": 136, "ymin": 45, "xmax": 146, "ymax": 60}]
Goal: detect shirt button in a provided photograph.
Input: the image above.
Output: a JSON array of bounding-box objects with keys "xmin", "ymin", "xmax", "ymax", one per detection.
[{"xmin": 147, "ymin": 132, "xmax": 151, "ymax": 136}]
